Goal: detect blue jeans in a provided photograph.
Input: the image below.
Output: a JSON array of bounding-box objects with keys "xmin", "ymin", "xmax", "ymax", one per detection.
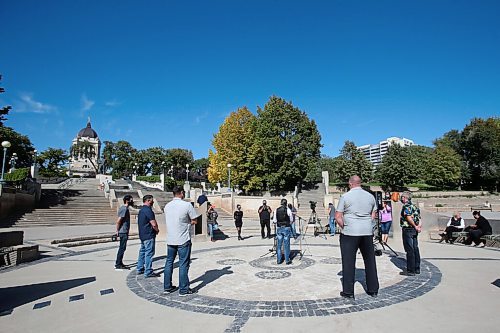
[
  {"xmin": 329, "ymin": 217, "xmax": 336, "ymax": 235},
  {"xmin": 291, "ymin": 223, "xmax": 298, "ymax": 238},
  {"xmin": 115, "ymin": 233, "xmax": 128, "ymax": 267},
  {"xmin": 276, "ymin": 226, "xmax": 292, "ymax": 264},
  {"xmin": 137, "ymin": 238, "xmax": 155, "ymax": 276},
  {"xmin": 208, "ymin": 224, "xmax": 215, "ymax": 240},
  {"xmin": 164, "ymin": 240, "xmax": 192, "ymax": 293},
  {"xmin": 402, "ymin": 228, "xmax": 420, "ymax": 273}
]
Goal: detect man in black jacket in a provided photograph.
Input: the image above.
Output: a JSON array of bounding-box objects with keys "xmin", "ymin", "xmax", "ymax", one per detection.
[{"xmin": 465, "ymin": 211, "xmax": 493, "ymax": 247}]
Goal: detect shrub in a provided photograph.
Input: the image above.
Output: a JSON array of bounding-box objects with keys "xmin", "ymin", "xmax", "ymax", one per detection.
[
  {"xmin": 137, "ymin": 175, "xmax": 160, "ymax": 183},
  {"xmin": 4, "ymin": 167, "xmax": 30, "ymax": 182}
]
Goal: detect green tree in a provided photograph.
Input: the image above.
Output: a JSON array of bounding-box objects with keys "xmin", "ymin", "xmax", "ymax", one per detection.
[
  {"xmin": 425, "ymin": 145, "xmax": 461, "ymax": 188},
  {"xmin": 375, "ymin": 144, "xmax": 412, "ymax": 189},
  {"xmin": 251, "ymin": 96, "xmax": 322, "ymax": 191},
  {"xmin": 208, "ymin": 107, "xmax": 257, "ymax": 191},
  {"xmin": 461, "ymin": 117, "xmax": 500, "ymax": 190},
  {"xmin": 406, "ymin": 145, "xmax": 432, "ymax": 183},
  {"xmin": 332, "ymin": 141, "xmax": 372, "ymax": 183},
  {"xmin": 38, "ymin": 148, "xmax": 68, "ymax": 177},
  {"xmin": 110, "ymin": 140, "xmax": 137, "ymax": 178},
  {"xmin": 1, "ymin": 74, "xmax": 11, "ymax": 126},
  {"xmin": 0, "ymin": 126, "xmax": 35, "ymax": 168}
]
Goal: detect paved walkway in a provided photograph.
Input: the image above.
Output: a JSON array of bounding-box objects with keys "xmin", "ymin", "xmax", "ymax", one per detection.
[{"xmin": 1, "ymin": 223, "xmax": 500, "ymax": 333}]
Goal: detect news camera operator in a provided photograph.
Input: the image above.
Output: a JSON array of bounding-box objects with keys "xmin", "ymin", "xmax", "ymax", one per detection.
[{"xmin": 335, "ymin": 175, "xmax": 379, "ymax": 299}]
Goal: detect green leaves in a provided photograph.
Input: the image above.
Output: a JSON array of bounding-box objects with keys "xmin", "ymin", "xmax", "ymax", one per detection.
[
  {"xmin": 331, "ymin": 141, "xmax": 372, "ymax": 184},
  {"xmin": 208, "ymin": 97, "xmax": 322, "ymax": 192}
]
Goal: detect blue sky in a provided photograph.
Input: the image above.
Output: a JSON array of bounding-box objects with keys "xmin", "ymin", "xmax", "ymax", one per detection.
[{"xmin": 1, "ymin": 0, "xmax": 499, "ymax": 159}]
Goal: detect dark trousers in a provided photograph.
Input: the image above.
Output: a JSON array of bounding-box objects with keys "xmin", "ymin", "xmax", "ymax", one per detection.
[
  {"xmin": 445, "ymin": 226, "xmax": 463, "ymax": 241},
  {"xmin": 260, "ymin": 219, "xmax": 271, "ymax": 238},
  {"xmin": 402, "ymin": 228, "xmax": 420, "ymax": 273},
  {"xmin": 340, "ymin": 234, "xmax": 379, "ymax": 295},
  {"xmin": 115, "ymin": 233, "xmax": 128, "ymax": 267},
  {"xmin": 468, "ymin": 229, "xmax": 491, "ymax": 245}
]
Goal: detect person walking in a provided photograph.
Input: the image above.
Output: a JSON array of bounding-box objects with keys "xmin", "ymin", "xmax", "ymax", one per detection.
[
  {"xmin": 115, "ymin": 195, "xmax": 134, "ymax": 271},
  {"xmin": 163, "ymin": 186, "xmax": 200, "ymax": 296},
  {"xmin": 273, "ymin": 199, "xmax": 294, "ymax": 265},
  {"xmin": 234, "ymin": 204, "xmax": 244, "ymax": 240},
  {"xmin": 207, "ymin": 203, "xmax": 218, "ymax": 242},
  {"xmin": 137, "ymin": 195, "xmax": 160, "ymax": 277},
  {"xmin": 400, "ymin": 191, "xmax": 422, "ymax": 276},
  {"xmin": 328, "ymin": 203, "xmax": 336, "ymax": 237},
  {"xmin": 336, "ymin": 175, "xmax": 379, "ymax": 299},
  {"xmin": 258, "ymin": 200, "xmax": 272, "ymax": 239}
]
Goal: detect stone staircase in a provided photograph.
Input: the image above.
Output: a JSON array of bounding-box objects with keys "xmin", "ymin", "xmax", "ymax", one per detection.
[
  {"xmin": 296, "ymin": 183, "xmax": 329, "ymax": 225},
  {"xmin": 2, "ymin": 179, "xmax": 116, "ymax": 227},
  {"xmin": 128, "ymin": 180, "xmax": 173, "ymax": 210}
]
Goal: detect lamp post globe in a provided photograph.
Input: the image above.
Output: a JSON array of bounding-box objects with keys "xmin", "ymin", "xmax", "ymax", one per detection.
[
  {"xmin": 227, "ymin": 163, "xmax": 232, "ymax": 191},
  {"xmin": 1, "ymin": 141, "xmax": 12, "ymax": 183},
  {"xmin": 185, "ymin": 163, "xmax": 190, "ymax": 182}
]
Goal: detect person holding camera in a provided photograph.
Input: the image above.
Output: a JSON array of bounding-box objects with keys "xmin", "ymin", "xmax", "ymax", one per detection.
[
  {"xmin": 258, "ymin": 200, "xmax": 272, "ymax": 239},
  {"xmin": 335, "ymin": 175, "xmax": 379, "ymax": 299},
  {"xmin": 273, "ymin": 198, "xmax": 294, "ymax": 264}
]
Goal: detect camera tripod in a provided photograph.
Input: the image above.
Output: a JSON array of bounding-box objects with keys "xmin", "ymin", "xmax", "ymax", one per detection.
[
  {"xmin": 260, "ymin": 223, "xmax": 277, "ymax": 258},
  {"xmin": 303, "ymin": 209, "xmax": 327, "ymax": 240},
  {"xmin": 373, "ymin": 215, "xmax": 398, "ymax": 257}
]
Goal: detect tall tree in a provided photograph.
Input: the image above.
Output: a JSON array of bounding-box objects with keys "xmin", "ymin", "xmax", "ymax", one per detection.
[
  {"xmin": 332, "ymin": 141, "xmax": 372, "ymax": 183},
  {"xmin": 375, "ymin": 144, "xmax": 412, "ymax": 189},
  {"xmin": 0, "ymin": 126, "xmax": 35, "ymax": 168},
  {"xmin": 425, "ymin": 145, "xmax": 461, "ymax": 188},
  {"xmin": 37, "ymin": 148, "xmax": 68, "ymax": 177},
  {"xmin": 406, "ymin": 145, "xmax": 432, "ymax": 183},
  {"xmin": 208, "ymin": 107, "xmax": 257, "ymax": 191},
  {"xmin": 253, "ymin": 96, "xmax": 322, "ymax": 191},
  {"xmin": 0, "ymin": 74, "xmax": 11, "ymax": 126}
]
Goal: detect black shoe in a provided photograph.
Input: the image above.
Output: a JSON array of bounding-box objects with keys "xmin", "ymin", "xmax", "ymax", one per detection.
[
  {"xmin": 145, "ymin": 272, "xmax": 161, "ymax": 278},
  {"xmin": 137, "ymin": 270, "xmax": 144, "ymax": 275},
  {"xmin": 277, "ymin": 261, "xmax": 283, "ymax": 265},
  {"xmin": 367, "ymin": 291, "xmax": 378, "ymax": 297},
  {"xmin": 115, "ymin": 265, "xmax": 130, "ymax": 271},
  {"xmin": 340, "ymin": 292, "xmax": 355, "ymax": 299},
  {"xmin": 399, "ymin": 271, "xmax": 415, "ymax": 276},
  {"xmin": 286, "ymin": 261, "xmax": 292, "ymax": 265},
  {"xmin": 163, "ymin": 286, "xmax": 178, "ymax": 294},
  {"xmin": 179, "ymin": 288, "xmax": 198, "ymax": 297},
  {"xmin": 415, "ymin": 270, "xmax": 421, "ymax": 274}
]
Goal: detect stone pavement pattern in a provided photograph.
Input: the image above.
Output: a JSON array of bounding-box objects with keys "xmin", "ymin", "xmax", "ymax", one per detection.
[{"xmin": 1, "ymin": 225, "xmax": 500, "ymax": 333}]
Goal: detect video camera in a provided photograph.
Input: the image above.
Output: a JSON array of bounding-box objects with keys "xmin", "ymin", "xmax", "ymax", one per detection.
[{"xmin": 309, "ymin": 201, "xmax": 317, "ymax": 211}]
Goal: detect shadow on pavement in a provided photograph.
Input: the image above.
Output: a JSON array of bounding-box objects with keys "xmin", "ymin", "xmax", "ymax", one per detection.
[
  {"xmin": 0, "ymin": 276, "xmax": 96, "ymax": 312},
  {"xmin": 191, "ymin": 266, "xmax": 233, "ymax": 291}
]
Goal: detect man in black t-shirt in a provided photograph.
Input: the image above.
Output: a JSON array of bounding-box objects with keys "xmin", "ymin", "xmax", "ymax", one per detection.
[
  {"xmin": 258, "ymin": 200, "xmax": 272, "ymax": 239},
  {"xmin": 115, "ymin": 195, "xmax": 134, "ymax": 271},
  {"xmin": 137, "ymin": 195, "xmax": 160, "ymax": 277},
  {"xmin": 465, "ymin": 211, "xmax": 493, "ymax": 247}
]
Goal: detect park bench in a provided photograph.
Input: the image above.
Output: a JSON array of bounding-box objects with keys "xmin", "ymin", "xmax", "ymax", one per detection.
[
  {"xmin": 450, "ymin": 232, "xmax": 500, "ymax": 248},
  {"xmin": 470, "ymin": 206, "xmax": 492, "ymax": 212},
  {"xmin": 451, "ymin": 231, "xmax": 469, "ymax": 243}
]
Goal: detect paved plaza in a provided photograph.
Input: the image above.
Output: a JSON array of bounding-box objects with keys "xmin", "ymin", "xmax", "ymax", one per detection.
[{"xmin": 1, "ymin": 223, "xmax": 499, "ymax": 333}]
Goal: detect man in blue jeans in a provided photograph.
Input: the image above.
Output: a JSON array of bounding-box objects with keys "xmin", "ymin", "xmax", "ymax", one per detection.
[
  {"xmin": 400, "ymin": 191, "xmax": 422, "ymax": 276},
  {"xmin": 137, "ymin": 195, "xmax": 160, "ymax": 277},
  {"xmin": 164, "ymin": 186, "xmax": 200, "ymax": 296},
  {"xmin": 273, "ymin": 199, "xmax": 294, "ymax": 265}
]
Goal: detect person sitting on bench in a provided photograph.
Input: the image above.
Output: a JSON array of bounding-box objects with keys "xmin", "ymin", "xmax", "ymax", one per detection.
[
  {"xmin": 464, "ymin": 211, "xmax": 492, "ymax": 247},
  {"xmin": 439, "ymin": 212, "xmax": 465, "ymax": 244}
]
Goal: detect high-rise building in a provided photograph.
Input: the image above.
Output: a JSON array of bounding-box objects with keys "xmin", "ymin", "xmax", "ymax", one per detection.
[{"xmin": 357, "ymin": 137, "xmax": 414, "ymax": 167}]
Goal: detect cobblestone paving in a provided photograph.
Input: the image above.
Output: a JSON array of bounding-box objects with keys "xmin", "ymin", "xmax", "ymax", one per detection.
[{"xmin": 127, "ymin": 243, "xmax": 442, "ymax": 332}]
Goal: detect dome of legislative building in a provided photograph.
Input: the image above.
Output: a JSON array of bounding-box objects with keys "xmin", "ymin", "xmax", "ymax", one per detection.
[{"xmin": 77, "ymin": 120, "xmax": 99, "ymax": 139}]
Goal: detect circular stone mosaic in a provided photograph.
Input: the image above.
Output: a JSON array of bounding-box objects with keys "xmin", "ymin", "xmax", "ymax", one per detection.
[
  {"xmin": 255, "ymin": 270, "xmax": 292, "ymax": 280},
  {"xmin": 248, "ymin": 255, "xmax": 315, "ymax": 270},
  {"xmin": 216, "ymin": 259, "xmax": 246, "ymax": 266},
  {"xmin": 127, "ymin": 244, "xmax": 441, "ymax": 330},
  {"xmin": 320, "ymin": 257, "xmax": 342, "ymax": 265}
]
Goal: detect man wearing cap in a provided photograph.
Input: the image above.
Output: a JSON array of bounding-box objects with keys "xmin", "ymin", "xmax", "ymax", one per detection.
[
  {"xmin": 115, "ymin": 194, "xmax": 134, "ymax": 271},
  {"xmin": 335, "ymin": 175, "xmax": 379, "ymax": 299},
  {"xmin": 400, "ymin": 191, "xmax": 422, "ymax": 276},
  {"xmin": 273, "ymin": 199, "xmax": 294, "ymax": 264}
]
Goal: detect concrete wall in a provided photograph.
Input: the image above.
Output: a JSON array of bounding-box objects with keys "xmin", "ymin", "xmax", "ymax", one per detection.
[
  {"xmin": 0, "ymin": 186, "xmax": 37, "ymax": 220},
  {"xmin": 207, "ymin": 193, "xmax": 294, "ymax": 217}
]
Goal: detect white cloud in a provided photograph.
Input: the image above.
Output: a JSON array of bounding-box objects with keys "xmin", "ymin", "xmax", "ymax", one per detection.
[
  {"xmin": 81, "ymin": 93, "xmax": 95, "ymax": 112},
  {"xmin": 14, "ymin": 93, "xmax": 57, "ymax": 114},
  {"xmin": 195, "ymin": 111, "xmax": 209, "ymax": 124},
  {"xmin": 105, "ymin": 99, "xmax": 120, "ymax": 107}
]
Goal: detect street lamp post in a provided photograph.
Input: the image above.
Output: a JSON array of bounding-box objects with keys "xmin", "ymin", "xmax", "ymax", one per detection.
[
  {"xmin": 169, "ymin": 165, "xmax": 174, "ymax": 180},
  {"xmin": 227, "ymin": 163, "xmax": 232, "ymax": 191},
  {"xmin": 185, "ymin": 163, "xmax": 190, "ymax": 182},
  {"xmin": 1, "ymin": 141, "xmax": 12, "ymax": 183}
]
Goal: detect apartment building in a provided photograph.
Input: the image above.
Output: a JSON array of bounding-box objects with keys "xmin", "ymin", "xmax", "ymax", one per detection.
[{"xmin": 358, "ymin": 137, "xmax": 414, "ymax": 167}]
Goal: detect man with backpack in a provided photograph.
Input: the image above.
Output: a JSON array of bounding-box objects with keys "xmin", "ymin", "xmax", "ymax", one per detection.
[
  {"xmin": 400, "ymin": 191, "xmax": 422, "ymax": 276},
  {"xmin": 272, "ymin": 199, "xmax": 294, "ymax": 265}
]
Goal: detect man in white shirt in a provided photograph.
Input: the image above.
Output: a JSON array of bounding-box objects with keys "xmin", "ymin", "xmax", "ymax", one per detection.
[{"xmin": 163, "ymin": 186, "xmax": 200, "ymax": 296}]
